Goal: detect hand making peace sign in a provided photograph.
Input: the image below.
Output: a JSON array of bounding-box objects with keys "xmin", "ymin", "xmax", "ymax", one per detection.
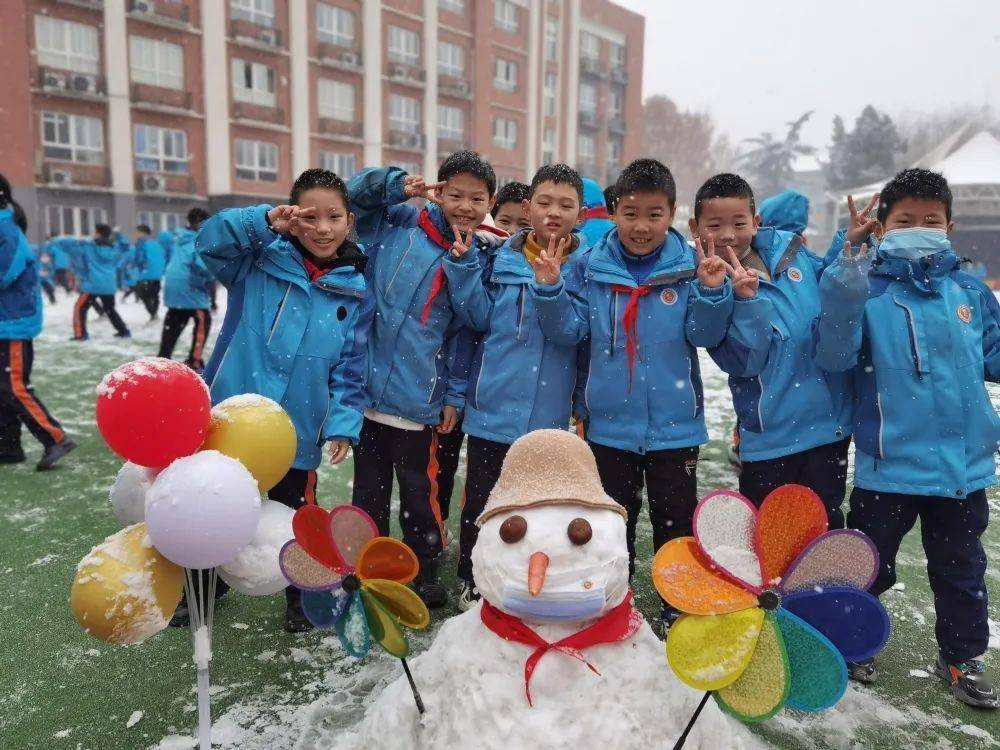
[
  {"xmin": 694, "ymin": 236, "xmax": 727, "ymax": 289},
  {"xmin": 845, "ymin": 193, "xmax": 880, "ymax": 245},
  {"xmin": 532, "ymin": 233, "xmax": 563, "ymax": 286},
  {"xmin": 450, "ymin": 225, "xmax": 476, "ymax": 258},
  {"xmin": 404, "ymin": 175, "xmax": 446, "ymax": 205}
]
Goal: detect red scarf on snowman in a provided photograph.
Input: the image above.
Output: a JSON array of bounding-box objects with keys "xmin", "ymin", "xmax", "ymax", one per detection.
[{"xmin": 480, "ymin": 589, "xmax": 642, "ymax": 706}]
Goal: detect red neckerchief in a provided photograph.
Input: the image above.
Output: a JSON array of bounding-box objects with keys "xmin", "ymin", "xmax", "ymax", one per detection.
[
  {"xmin": 585, "ymin": 206, "xmax": 610, "ymax": 220},
  {"xmin": 480, "ymin": 590, "xmax": 642, "ymax": 706},
  {"xmin": 609, "ymin": 286, "xmax": 651, "ymax": 389},
  {"xmin": 300, "ymin": 254, "xmax": 329, "ymax": 282}
]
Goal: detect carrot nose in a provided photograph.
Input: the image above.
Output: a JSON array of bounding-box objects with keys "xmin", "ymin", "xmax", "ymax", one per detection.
[{"xmin": 527, "ymin": 552, "xmax": 549, "ymax": 596}]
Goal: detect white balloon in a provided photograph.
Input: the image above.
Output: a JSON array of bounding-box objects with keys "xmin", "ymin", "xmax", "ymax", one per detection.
[
  {"xmin": 219, "ymin": 500, "xmax": 294, "ymax": 595},
  {"xmin": 108, "ymin": 462, "xmax": 157, "ymax": 527},
  {"xmin": 145, "ymin": 451, "xmax": 262, "ymax": 569}
]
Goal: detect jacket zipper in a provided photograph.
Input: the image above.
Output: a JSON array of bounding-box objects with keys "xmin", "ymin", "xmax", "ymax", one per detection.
[
  {"xmin": 385, "ymin": 236, "xmax": 415, "ymax": 295},
  {"xmin": 473, "ymin": 347, "xmax": 486, "ymax": 410},
  {"xmin": 611, "ymin": 293, "xmax": 619, "ymax": 351},
  {"xmin": 688, "ymin": 357, "xmax": 698, "ymax": 419},
  {"xmin": 267, "ymin": 282, "xmax": 292, "ymax": 345},
  {"xmin": 893, "ymin": 298, "xmax": 923, "ymax": 380},
  {"xmin": 876, "ymin": 391, "xmax": 885, "ymax": 461},
  {"xmin": 517, "ymin": 286, "xmax": 526, "ymax": 340},
  {"xmin": 427, "ymin": 344, "xmax": 442, "ymax": 403},
  {"xmin": 584, "ymin": 357, "xmax": 593, "ymax": 415},
  {"xmin": 756, "ymin": 373, "xmax": 765, "ymax": 431}
]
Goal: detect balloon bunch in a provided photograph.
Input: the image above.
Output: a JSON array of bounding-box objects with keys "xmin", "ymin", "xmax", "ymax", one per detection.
[{"xmin": 71, "ymin": 358, "xmax": 298, "ymax": 750}]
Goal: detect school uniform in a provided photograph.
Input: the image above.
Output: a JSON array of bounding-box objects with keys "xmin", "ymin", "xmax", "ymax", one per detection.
[
  {"xmin": 67, "ymin": 237, "xmax": 130, "ymax": 339},
  {"xmin": 579, "ymin": 178, "xmax": 615, "ymax": 249},
  {"xmin": 159, "ymin": 228, "xmax": 213, "ymax": 370},
  {"xmin": 134, "ymin": 236, "xmax": 166, "ymax": 318}
]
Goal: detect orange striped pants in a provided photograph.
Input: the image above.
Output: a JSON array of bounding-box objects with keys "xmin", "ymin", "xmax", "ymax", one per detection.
[
  {"xmin": 0, "ymin": 339, "xmax": 65, "ymax": 451},
  {"xmin": 157, "ymin": 307, "xmax": 212, "ymax": 371}
]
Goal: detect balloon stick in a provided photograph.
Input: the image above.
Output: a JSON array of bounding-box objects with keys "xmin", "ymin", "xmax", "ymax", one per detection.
[
  {"xmin": 184, "ymin": 568, "xmax": 217, "ymax": 750},
  {"xmin": 401, "ymin": 658, "xmax": 425, "ymax": 714},
  {"xmin": 673, "ymin": 691, "xmax": 711, "ymax": 750}
]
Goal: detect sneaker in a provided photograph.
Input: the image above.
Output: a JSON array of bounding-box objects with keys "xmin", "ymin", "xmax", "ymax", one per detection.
[
  {"xmin": 0, "ymin": 450, "xmax": 26, "ymax": 464},
  {"xmin": 457, "ymin": 580, "xmax": 480, "ymax": 612},
  {"xmin": 934, "ymin": 656, "xmax": 999, "ymax": 709},
  {"xmin": 415, "ymin": 557, "xmax": 448, "ymax": 608},
  {"xmin": 847, "ymin": 657, "xmax": 878, "ymax": 684},
  {"xmin": 69, "ymin": 335, "xmax": 90, "ymax": 342},
  {"xmin": 168, "ymin": 602, "xmax": 190, "ymax": 628},
  {"xmin": 283, "ymin": 601, "xmax": 315, "ymax": 633},
  {"xmin": 37, "ymin": 439, "xmax": 76, "ymax": 471},
  {"xmin": 651, "ymin": 604, "xmax": 682, "ymax": 640},
  {"xmin": 114, "ymin": 331, "xmax": 131, "ymax": 338}
]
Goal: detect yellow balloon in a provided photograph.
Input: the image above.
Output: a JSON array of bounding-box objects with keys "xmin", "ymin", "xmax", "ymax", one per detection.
[
  {"xmin": 200, "ymin": 394, "xmax": 297, "ymax": 493},
  {"xmin": 71, "ymin": 523, "xmax": 184, "ymax": 645}
]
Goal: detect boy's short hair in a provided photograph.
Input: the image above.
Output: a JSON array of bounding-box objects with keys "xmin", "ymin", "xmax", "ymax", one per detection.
[
  {"xmin": 529, "ymin": 163, "xmax": 584, "ymax": 203},
  {"xmin": 491, "ymin": 181, "xmax": 530, "ymax": 217},
  {"xmin": 694, "ymin": 173, "xmax": 756, "ymax": 220},
  {"xmin": 95, "ymin": 223, "xmax": 112, "ymax": 239},
  {"xmin": 136, "ymin": 224, "xmax": 152, "ymax": 235},
  {"xmin": 877, "ymin": 168, "xmax": 953, "ymax": 223},
  {"xmin": 437, "ymin": 150, "xmax": 497, "ymax": 196},
  {"xmin": 290, "ymin": 168, "xmax": 350, "ymax": 207},
  {"xmin": 614, "ymin": 159, "xmax": 676, "ymax": 208},
  {"xmin": 187, "ymin": 207, "xmax": 210, "ymax": 227},
  {"xmin": 603, "ymin": 185, "xmax": 618, "ymax": 213}
]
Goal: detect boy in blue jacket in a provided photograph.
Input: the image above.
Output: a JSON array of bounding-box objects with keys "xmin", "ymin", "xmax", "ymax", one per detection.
[
  {"xmin": 532, "ymin": 159, "xmax": 735, "ymax": 629},
  {"xmin": 69, "ymin": 224, "xmax": 131, "ymax": 341},
  {"xmin": 579, "ymin": 177, "xmax": 615, "ymax": 248},
  {"xmin": 0, "ymin": 175, "xmax": 76, "ymax": 469},
  {"xmin": 35, "ymin": 246, "xmax": 57, "ymax": 305},
  {"xmin": 197, "ymin": 168, "xmax": 373, "ymax": 631},
  {"xmin": 490, "ymin": 181, "xmax": 530, "ymax": 234},
  {"xmin": 444, "ymin": 163, "xmax": 587, "ymax": 609},
  {"xmin": 158, "ymin": 209, "xmax": 213, "ymax": 372},
  {"xmin": 693, "ymin": 179, "xmax": 854, "ymax": 527},
  {"xmin": 347, "ymin": 150, "xmax": 500, "ymax": 607},
  {"xmin": 133, "ymin": 224, "xmax": 166, "ymax": 320},
  {"xmin": 817, "ymin": 169, "xmax": 998, "ymax": 706}
]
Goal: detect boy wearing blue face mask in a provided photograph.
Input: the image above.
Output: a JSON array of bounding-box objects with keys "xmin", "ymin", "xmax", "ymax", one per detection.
[{"xmin": 816, "ymin": 169, "xmax": 999, "ymax": 708}]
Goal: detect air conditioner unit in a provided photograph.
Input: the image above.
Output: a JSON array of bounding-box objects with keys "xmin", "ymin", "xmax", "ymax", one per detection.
[
  {"xmin": 50, "ymin": 169, "xmax": 73, "ymax": 186},
  {"xmin": 133, "ymin": 0, "xmax": 155, "ymax": 13},
  {"xmin": 389, "ymin": 63, "xmax": 406, "ymax": 79},
  {"xmin": 341, "ymin": 51, "xmax": 360, "ymax": 67},
  {"xmin": 456, "ymin": 79, "xmax": 471, "ymax": 96},
  {"xmin": 142, "ymin": 174, "xmax": 166, "ymax": 192},
  {"xmin": 43, "ymin": 71, "xmax": 67, "ymax": 90},
  {"xmin": 258, "ymin": 28, "xmax": 277, "ymax": 46},
  {"xmin": 71, "ymin": 74, "xmax": 97, "ymax": 93}
]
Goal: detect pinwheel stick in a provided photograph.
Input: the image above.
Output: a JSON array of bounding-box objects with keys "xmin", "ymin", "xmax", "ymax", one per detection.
[
  {"xmin": 673, "ymin": 691, "xmax": 711, "ymax": 750},
  {"xmin": 401, "ymin": 658, "xmax": 425, "ymax": 714}
]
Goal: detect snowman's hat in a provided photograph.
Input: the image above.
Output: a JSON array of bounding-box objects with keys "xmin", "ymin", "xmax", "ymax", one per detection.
[{"xmin": 477, "ymin": 429, "xmax": 627, "ymax": 524}]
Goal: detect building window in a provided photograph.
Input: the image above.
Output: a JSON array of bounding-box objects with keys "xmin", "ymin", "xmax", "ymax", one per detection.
[
  {"xmin": 543, "ymin": 72, "xmax": 557, "ymax": 117},
  {"xmin": 129, "ymin": 36, "xmax": 184, "ymax": 90},
  {"xmin": 542, "ymin": 128, "xmax": 555, "ymax": 165},
  {"xmin": 545, "ymin": 16, "xmax": 559, "ymax": 61},
  {"xmin": 494, "ymin": 58, "xmax": 518, "ymax": 92},
  {"xmin": 580, "ymin": 31, "xmax": 600, "ymax": 62},
  {"xmin": 438, "ymin": 41, "xmax": 465, "ymax": 78},
  {"xmin": 231, "ymin": 59, "xmax": 276, "ymax": 106},
  {"xmin": 609, "ymin": 89, "xmax": 624, "ymax": 120},
  {"xmin": 34, "ymin": 16, "xmax": 99, "ymax": 74},
  {"xmin": 494, "ymin": 0, "xmax": 519, "ymax": 33},
  {"xmin": 438, "ymin": 105, "xmax": 464, "ymax": 141},
  {"xmin": 607, "ymin": 137, "xmax": 622, "ymax": 169},
  {"xmin": 390, "ymin": 161, "xmax": 421, "ymax": 176},
  {"xmin": 320, "ymin": 151, "xmax": 357, "ymax": 178},
  {"xmin": 230, "ymin": 0, "xmax": 274, "ymax": 27},
  {"xmin": 610, "ymin": 42, "xmax": 626, "ymax": 67},
  {"xmin": 41, "ymin": 112, "xmax": 104, "ymax": 164},
  {"xmin": 387, "ymin": 25, "xmax": 420, "ymax": 66},
  {"xmin": 318, "ymin": 79, "xmax": 355, "ymax": 121},
  {"xmin": 578, "ymin": 133, "xmax": 596, "ymax": 163},
  {"xmin": 135, "ymin": 125, "xmax": 188, "ymax": 173},
  {"xmin": 316, "ymin": 3, "xmax": 354, "ymax": 47},
  {"xmin": 579, "ymin": 82, "xmax": 598, "ymax": 117},
  {"xmin": 440, "ymin": 0, "xmax": 465, "ymax": 13},
  {"xmin": 137, "ymin": 211, "xmax": 184, "ymax": 233},
  {"xmin": 493, "ymin": 117, "xmax": 517, "ymax": 150},
  {"xmin": 234, "ymin": 139, "xmax": 278, "ymax": 181},
  {"xmin": 388, "ymin": 94, "xmax": 421, "ymax": 134},
  {"xmin": 46, "ymin": 205, "xmax": 107, "ymax": 237}
]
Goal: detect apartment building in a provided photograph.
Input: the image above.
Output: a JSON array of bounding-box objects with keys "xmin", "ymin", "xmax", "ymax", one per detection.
[{"xmin": 0, "ymin": 0, "xmax": 644, "ymax": 242}]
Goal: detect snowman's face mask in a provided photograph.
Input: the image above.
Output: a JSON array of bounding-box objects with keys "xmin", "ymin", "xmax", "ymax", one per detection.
[{"xmin": 472, "ymin": 505, "xmax": 630, "ymax": 624}]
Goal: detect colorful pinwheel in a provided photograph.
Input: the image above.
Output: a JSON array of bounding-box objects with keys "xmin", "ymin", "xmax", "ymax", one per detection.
[
  {"xmin": 652, "ymin": 484, "xmax": 890, "ymax": 722},
  {"xmin": 279, "ymin": 505, "xmax": 430, "ymax": 659}
]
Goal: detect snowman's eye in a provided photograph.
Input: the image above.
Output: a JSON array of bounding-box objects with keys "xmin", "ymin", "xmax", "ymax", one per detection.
[
  {"xmin": 567, "ymin": 518, "xmax": 592, "ymax": 545},
  {"xmin": 499, "ymin": 515, "xmax": 527, "ymax": 543}
]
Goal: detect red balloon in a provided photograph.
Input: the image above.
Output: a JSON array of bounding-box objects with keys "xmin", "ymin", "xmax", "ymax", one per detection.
[{"xmin": 96, "ymin": 358, "xmax": 211, "ymax": 468}]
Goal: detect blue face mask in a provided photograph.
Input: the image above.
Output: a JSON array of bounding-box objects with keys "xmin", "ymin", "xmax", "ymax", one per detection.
[
  {"xmin": 878, "ymin": 227, "xmax": 951, "ymax": 261},
  {"xmin": 500, "ymin": 564, "xmax": 610, "ymax": 622}
]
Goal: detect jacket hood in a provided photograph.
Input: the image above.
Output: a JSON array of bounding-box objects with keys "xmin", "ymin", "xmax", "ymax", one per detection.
[
  {"xmin": 759, "ymin": 190, "xmax": 809, "ymax": 235},
  {"xmin": 582, "ymin": 178, "xmax": 607, "ymax": 210}
]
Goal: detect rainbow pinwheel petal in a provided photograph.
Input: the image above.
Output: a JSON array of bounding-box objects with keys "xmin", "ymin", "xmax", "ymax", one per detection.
[
  {"xmin": 335, "ymin": 591, "xmax": 372, "ymax": 658},
  {"xmin": 693, "ymin": 490, "xmax": 763, "ymax": 590},
  {"xmin": 666, "ymin": 608, "xmax": 765, "ymax": 691},
  {"xmin": 652, "ymin": 538, "xmax": 758, "ymax": 615},
  {"xmin": 780, "ymin": 529, "xmax": 879, "ymax": 594},
  {"xmin": 755, "ymin": 484, "xmax": 827, "ymax": 586},
  {"xmin": 716, "ymin": 614, "xmax": 790, "ymax": 722},
  {"xmin": 278, "ymin": 540, "xmax": 343, "ymax": 591},
  {"xmin": 357, "ymin": 537, "xmax": 420, "ymax": 584},
  {"xmin": 360, "ymin": 589, "xmax": 411, "ymax": 658},
  {"xmin": 775, "ymin": 609, "xmax": 847, "ymax": 711},
  {"xmin": 329, "ymin": 506, "xmax": 378, "ymax": 566},
  {"xmin": 364, "ymin": 579, "xmax": 430, "ymax": 629},
  {"xmin": 301, "ymin": 588, "xmax": 351, "ymax": 629},
  {"xmin": 783, "ymin": 587, "xmax": 890, "ymax": 663}
]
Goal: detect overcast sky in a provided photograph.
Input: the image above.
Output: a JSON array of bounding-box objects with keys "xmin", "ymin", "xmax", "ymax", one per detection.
[{"xmin": 616, "ymin": 0, "xmax": 1000, "ymax": 154}]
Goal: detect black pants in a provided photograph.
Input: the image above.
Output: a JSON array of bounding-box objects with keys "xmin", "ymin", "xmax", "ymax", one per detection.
[
  {"xmin": 135, "ymin": 280, "xmax": 161, "ymax": 318},
  {"xmin": 435, "ymin": 419, "xmax": 465, "ymax": 522},
  {"xmin": 158, "ymin": 308, "xmax": 211, "ymax": 370},
  {"xmin": 739, "ymin": 437, "xmax": 850, "ymax": 528},
  {"xmin": 41, "ymin": 279, "xmax": 56, "ymax": 304},
  {"xmin": 72, "ymin": 293, "xmax": 128, "ymax": 339},
  {"xmin": 54, "ymin": 268, "xmax": 73, "ymax": 292},
  {"xmin": 351, "ymin": 418, "xmax": 445, "ymax": 561},
  {"xmin": 589, "ymin": 442, "xmax": 699, "ymax": 578},
  {"xmin": 458, "ymin": 435, "xmax": 511, "ymax": 584},
  {"xmin": 0, "ymin": 339, "xmax": 66, "ymax": 454},
  {"xmin": 849, "ymin": 487, "xmax": 989, "ymax": 663}
]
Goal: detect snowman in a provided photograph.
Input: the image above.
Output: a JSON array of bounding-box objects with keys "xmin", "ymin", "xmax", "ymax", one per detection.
[{"xmin": 341, "ymin": 430, "xmax": 763, "ymax": 750}]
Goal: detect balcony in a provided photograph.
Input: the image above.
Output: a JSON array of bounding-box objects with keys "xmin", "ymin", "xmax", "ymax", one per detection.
[
  {"xmin": 55, "ymin": 0, "xmax": 103, "ymax": 10},
  {"xmin": 387, "ymin": 130, "xmax": 426, "ymax": 151},
  {"xmin": 316, "ymin": 44, "xmax": 362, "ymax": 71},
  {"xmin": 232, "ymin": 102, "xmax": 286, "ymax": 126},
  {"xmin": 610, "ymin": 66, "xmax": 629, "ymax": 85},
  {"xmin": 131, "ymin": 83, "xmax": 194, "ymax": 112},
  {"xmin": 127, "ymin": 0, "xmax": 192, "ymax": 28},
  {"xmin": 135, "ymin": 171, "xmax": 197, "ymax": 195},
  {"xmin": 580, "ymin": 57, "xmax": 607, "ymax": 79},
  {"xmin": 229, "ymin": 19, "xmax": 283, "ymax": 50},
  {"xmin": 386, "ymin": 63, "xmax": 426, "ymax": 88},
  {"xmin": 578, "ymin": 110, "xmax": 598, "ymax": 129},
  {"xmin": 439, "ymin": 76, "xmax": 472, "ymax": 99},
  {"xmin": 318, "ymin": 119, "xmax": 363, "ymax": 139},
  {"xmin": 40, "ymin": 161, "xmax": 110, "ymax": 189},
  {"xmin": 37, "ymin": 68, "xmax": 107, "ymax": 101},
  {"xmin": 438, "ymin": 135, "xmax": 468, "ymax": 154},
  {"xmin": 608, "ymin": 116, "xmax": 626, "ymax": 135}
]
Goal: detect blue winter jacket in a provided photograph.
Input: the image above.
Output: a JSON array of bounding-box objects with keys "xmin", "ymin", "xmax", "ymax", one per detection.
[
  {"xmin": 580, "ymin": 178, "xmax": 615, "ymax": 249},
  {"xmin": 198, "ymin": 206, "xmax": 375, "ymax": 469},
  {"xmin": 533, "ymin": 228, "xmax": 734, "ymax": 453},
  {"xmin": 815, "ymin": 229, "xmax": 1000, "ymax": 498},
  {"xmin": 69, "ymin": 238, "xmax": 122, "ymax": 295},
  {"xmin": 444, "ymin": 230, "xmax": 585, "ymax": 444},
  {"xmin": 348, "ymin": 166, "xmax": 488, "ymax": 424},
  {"xmin": 157, "ymin": 231, "xmax": 175, "ymax": 266},
  {"xmin": 759, "ymin": 190, "xmax": 809, "ymax": 235},
  {"xmin": 0, "ymin": 209, "xmax": 43, "ymax": 340},
  {"xmin": 135, "ymin": 236, "xmax": 167, "ymax": 281},
  {"xmin": 164, "ymin": 228, "xmax": 213, "ymax": 310},
  {"xmin": 49, "ymin": 239, "xmax": 70, "ymax": 271},
  {"xmin": 709, "ymin": 228, "xmax": 854, "ymax": 461},
  {"xmin": 119, "ymin": 243, "xmax": 139, "ymax": 288}
]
